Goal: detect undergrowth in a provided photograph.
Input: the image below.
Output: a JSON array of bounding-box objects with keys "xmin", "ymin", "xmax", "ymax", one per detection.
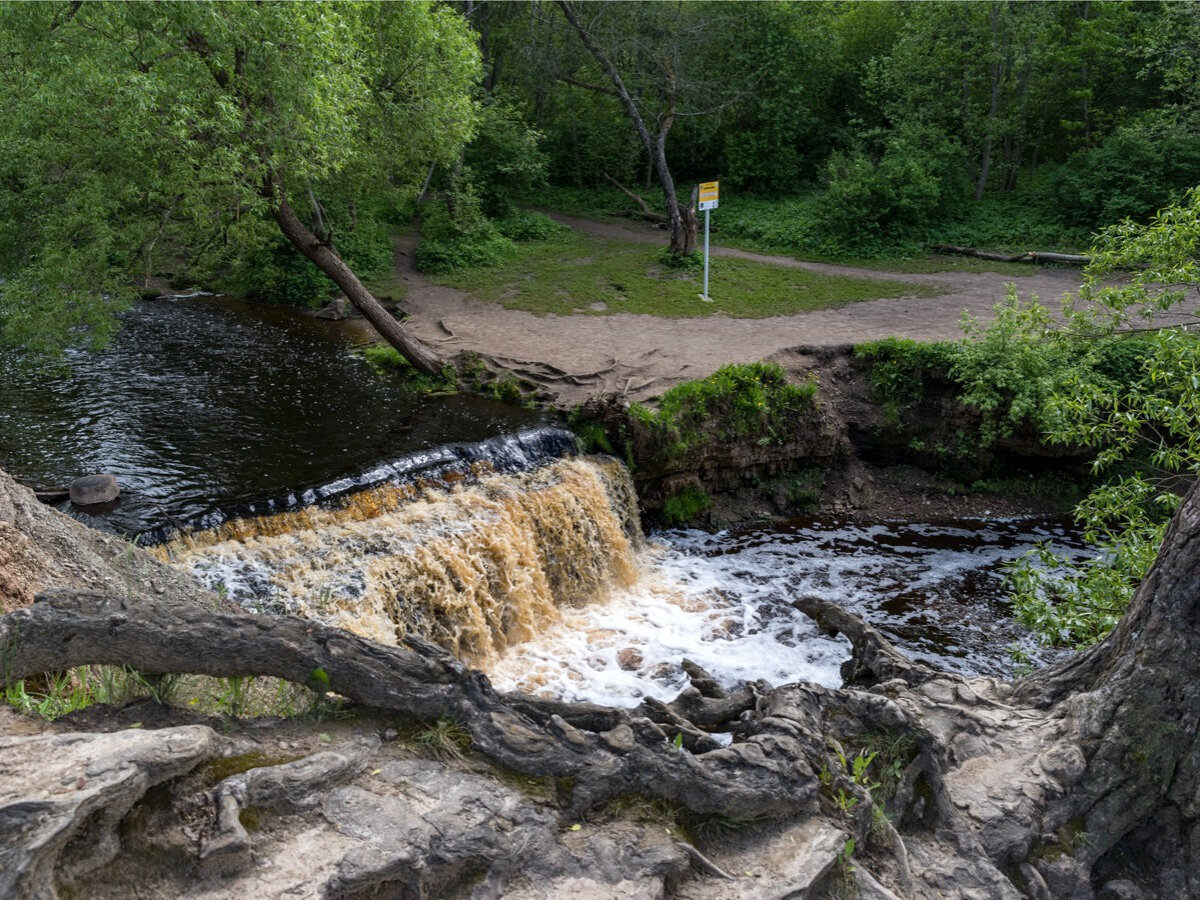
[
  {"xmin": 361, "ymin": 344, "xmax": 458, "ymax": 393},
  {"xmin": 4, "ymin": 667, "xmax": 318, "ymax": 721},
  {"xmin": 661, "ymin": 484, "xmax": 713, "ymax": 525},
  {"xmin": 630, "ymin": 362, "xmax": 819, "ymax": 463}
]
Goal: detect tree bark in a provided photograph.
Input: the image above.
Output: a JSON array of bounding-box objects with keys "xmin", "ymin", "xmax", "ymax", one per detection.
[
  {"xmin": 271, "ymin": 198, "xmax": 442, "ymax": 375},
  {"xmin": 556, "ymin": 1, "xmax": 696, "ymax": 257}
]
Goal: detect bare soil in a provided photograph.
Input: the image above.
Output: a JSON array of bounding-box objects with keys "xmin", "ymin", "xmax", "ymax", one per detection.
[{"xmin": 378, "ymin": 213, "xmax": 1087, "ymax": 407}]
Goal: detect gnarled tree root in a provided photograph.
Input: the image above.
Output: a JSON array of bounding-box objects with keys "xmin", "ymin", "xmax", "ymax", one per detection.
[
  {"xmin": 6, "ymin": 478, "xmax": 1200, "ymax": 897},
  {"xmin": 0, "ymin": 589, "xmax": 826, "ymax": 822}
]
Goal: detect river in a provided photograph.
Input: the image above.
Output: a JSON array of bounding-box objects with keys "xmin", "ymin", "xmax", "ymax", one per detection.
[{"xmin": 3, "ymin": 294, "xmax": 1079, "ymax": 699}]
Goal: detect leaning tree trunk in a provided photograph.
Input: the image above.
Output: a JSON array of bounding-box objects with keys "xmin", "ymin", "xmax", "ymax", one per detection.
[{"xmin": 272, "ymin": 198, "xmax": 442, "ymax": 375}]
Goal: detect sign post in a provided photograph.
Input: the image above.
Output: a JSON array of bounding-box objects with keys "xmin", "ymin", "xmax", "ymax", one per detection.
[{"xmin": 698, "ymin": 181, "xmax": 719, "ymax": 300}]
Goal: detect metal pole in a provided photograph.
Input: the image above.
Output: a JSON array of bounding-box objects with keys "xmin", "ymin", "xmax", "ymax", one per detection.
[{"xmin": 703, "ymin": 208, "xmax": 710, "ymax": 300}]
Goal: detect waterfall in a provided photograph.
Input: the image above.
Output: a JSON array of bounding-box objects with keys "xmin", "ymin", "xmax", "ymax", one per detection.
[{"xmin": 155, "ymin": 448, "xmax": 643, "ymax": 664}]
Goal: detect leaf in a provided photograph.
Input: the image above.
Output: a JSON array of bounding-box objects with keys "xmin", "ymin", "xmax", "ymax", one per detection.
[{"xmin": 673, "ymin": 732, "xmax": 684, "ymax": 748}]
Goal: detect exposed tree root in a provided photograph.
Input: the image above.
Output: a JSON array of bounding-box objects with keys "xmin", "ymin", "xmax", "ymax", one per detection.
[{"xmin": 4, "ymin": 480, "xmax": 1200, "ymax": 896}]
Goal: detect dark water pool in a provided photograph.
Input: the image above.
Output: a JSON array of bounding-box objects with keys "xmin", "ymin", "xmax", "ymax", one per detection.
[{"xmin": 0, "ymin": 294, "xmax": 545, "ymax": 535}]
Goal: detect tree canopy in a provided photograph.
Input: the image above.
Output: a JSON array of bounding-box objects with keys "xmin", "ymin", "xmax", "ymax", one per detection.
[{"xmin": 0, "ymin": 1, "xmax": 479, "ymax": 359}]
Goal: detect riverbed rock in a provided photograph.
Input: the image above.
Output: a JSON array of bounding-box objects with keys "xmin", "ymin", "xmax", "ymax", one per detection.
[
  {"xmin": 315, "ymin": 297, "xmax": 350, "ymax": 320},
  {"xmin": 69, "ymin": 473, "xmax": 120, "ymax": 505},
  {"xmin": 0, "ymin": 726, "xmax": 219, "ymax": 899}
]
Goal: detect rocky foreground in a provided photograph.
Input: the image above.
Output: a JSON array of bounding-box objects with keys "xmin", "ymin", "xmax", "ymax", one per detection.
[{"xmin": 2, "ymin": 467, "xmax": 1199, "ymax": 899}]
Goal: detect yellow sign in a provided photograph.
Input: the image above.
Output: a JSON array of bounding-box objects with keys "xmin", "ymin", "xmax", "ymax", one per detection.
[{"xmin": 699, "ymin": 180, "xmax": 719, "ymax": 211}]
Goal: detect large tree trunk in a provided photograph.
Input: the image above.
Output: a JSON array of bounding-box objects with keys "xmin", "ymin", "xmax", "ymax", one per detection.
[
  {"xmin": 556, "ymin": 1, "xmax": 695, "ymax": 257},
  {"xmin": 6, "ymin": 484, "xmax": 1200, "ymax": 894},
  {"xmin": 272, "ymin": 198, "xmax": 442, "ymax": 375}
]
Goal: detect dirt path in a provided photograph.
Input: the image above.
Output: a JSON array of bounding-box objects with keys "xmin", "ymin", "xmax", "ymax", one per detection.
[{"xmin": 387, "ymin": 214, "xmax": 1085, "ymax": 406}]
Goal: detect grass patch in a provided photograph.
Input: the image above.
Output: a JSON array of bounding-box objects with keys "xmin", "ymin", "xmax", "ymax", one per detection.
[
  {"xmin": 360, "ymin": 344, "xmax": 459, "ymax": 393},
  {"xmin": 434, "ymin": 230, "xmax": 941, "ymax": 318},
  {"xmin": 4, "ymin": 667, "xmax": 318, "ymax": 721},
  {"xmin": 632, "ymin": 362, "xmax": 819, "ymax": 462}
]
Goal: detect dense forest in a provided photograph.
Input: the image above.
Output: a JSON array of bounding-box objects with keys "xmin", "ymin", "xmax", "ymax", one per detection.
[{"xmin": 6, "ymin": 1, "xmax": 1200, "ymax": 352}]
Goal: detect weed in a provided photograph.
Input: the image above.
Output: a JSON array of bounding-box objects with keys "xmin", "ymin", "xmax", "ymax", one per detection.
[
  {"xmin": 854, "ymin": 338, "xmax": 958, "ymax": 428},
  {"xmin": 361, "ymin": 345, "xmax": 458, "ymax": 393},
  {"xmin": 662, "ymin": 485, "xmax": 713, "ymax": 525},
  {"xmin": 632, "ymin": 363, "xmax": 819, "ymax": 467},
  {"xmin": 412, "ymin": 717, "xmax": 472, "ymax": 761}
]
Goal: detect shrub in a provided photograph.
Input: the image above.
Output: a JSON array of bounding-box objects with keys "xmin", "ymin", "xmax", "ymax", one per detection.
[
  {"xmin": 1042, "ymin": 116, "xmax": 1200, "ymax": 231},
  {"xmin": 662, "ymin": 484, "xmax": 713, "ymax": 525},
  {"xmin": 415, "ymin": 195, "xmax": 516, "ymax": 275},
  {"xmin": 814, "ymin": 124, "xmax": 967, "ymax": 252},
  {"xmin": 854, "ymin": 338, "xmax": 958, "ymax": 425},
  {"xmin": 227, "ymin": 213, "xmax": 393, "ymax": 307},
  {"xmin": 495, "ymin": 210, "xmax": 567, "ymax": 242},
  {"xmin": 465, "ymin": 99, "xmax": 551, "ymax": 218}
]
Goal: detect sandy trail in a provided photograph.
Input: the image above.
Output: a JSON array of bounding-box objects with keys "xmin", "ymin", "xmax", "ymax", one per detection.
[{"xmin": 388, "ymin": 213, "xmax": 1085, "ymax": 405}]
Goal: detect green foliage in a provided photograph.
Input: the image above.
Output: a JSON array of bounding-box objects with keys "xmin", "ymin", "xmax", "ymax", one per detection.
[
  {"xmin": 464, "ymin": 98, "xmax": 551, "ymax": 218},
  {"xmin": 415, "ymin": 171, "xmax": 518, "ymax": 275},
  {"xmin": 633, "ymin": 363, "xmax": 819, "ymax": 462},
  {"xmin": 494, "ymin": 210, "xmax": 567, "ymax": 243},
  {"xmin": 0, "ymin": 2, "xmax": 480, "ymax": 357},
  {"xmin": 997, "ymin": 188, "xmax": 1200, "ymax": 647},
  {"xmin": 1043, "ymin": 116, "xmax": 1200, "ymax": 231},
  {"xmin": 661, "ymin": 485, "xmax": 713, "ymax": 526},
  {"xmin": 655, "ymin": 247, "xmax": 703, "ymax": 273},
  {"xmin": 815, "ymin": 124, "xmax": 967, "ymax": 252},
  {"xmin": 361, "ymin": 344, "xmax": 457, "ymax": 392},
  {"xmin": 854, "ymin": 338, "xmax": 958, "ymax": 426},
  {"xmin": 951, "ymin": 291, "xmax": 1104, "ymax": 445}
]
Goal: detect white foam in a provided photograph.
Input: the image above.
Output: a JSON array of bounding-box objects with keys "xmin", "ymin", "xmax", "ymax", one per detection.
[{"xmin": 488, "ymin": 517, "xmax": 1084, "ymax": 707}]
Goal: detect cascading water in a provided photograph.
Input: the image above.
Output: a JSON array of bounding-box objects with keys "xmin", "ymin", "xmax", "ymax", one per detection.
[
  {"xmin": 155, "ymin": 430, "xmax": 643, "ymax": 662},
  {"xmin": 157, "ymin": 426, "xmax": 1084, "ymax": 708}
]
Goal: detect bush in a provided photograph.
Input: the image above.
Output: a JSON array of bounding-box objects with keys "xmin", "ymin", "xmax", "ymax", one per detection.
[
  {"xmin": 415, "ymin": 184, "xmax": 517, "ymax": 275},
  {"xmin": 814, "ymin": 124, "xmax": 967, "ymax": 253},
  {"xmin": 495, "ymin": 210, "xmax": 566, "ymax": 242},
  {"xmin": 633, "ymin": 362, "xmax": 819, "ymax": 461},
  {"xmin": 662, "ymin": 484, "xmax": 713, "ymax": 525},
  {"xmin": 1042, "ymin": 117, "xmax": 1200, "ymax": 231},
  {"xmin": 854, "ymin": 338, "xmax": 958, "ymax": 425},
  {"xmin": 228, "ymin": 213, "xmax": 393, "ymax": 307}
]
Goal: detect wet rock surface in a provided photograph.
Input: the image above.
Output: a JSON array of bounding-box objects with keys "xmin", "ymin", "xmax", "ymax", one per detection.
[{"xmin": 69, "ymin": 473, "xmax": 120, "ymax": 506}]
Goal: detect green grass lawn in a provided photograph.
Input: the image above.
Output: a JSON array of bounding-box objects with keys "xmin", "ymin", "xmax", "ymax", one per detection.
[
  {"xmin": 433, "ymin": 231, "xmax": 942, "ymax": 318},
  {"xmin": 527, "ymin": 184, "xmax": 1084, "ymax": 276}
]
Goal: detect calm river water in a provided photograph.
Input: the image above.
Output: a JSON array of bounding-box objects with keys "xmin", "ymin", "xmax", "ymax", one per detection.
[{"xmin": 0, "ymin": 294, "xmax": 544, "ymax": 535}]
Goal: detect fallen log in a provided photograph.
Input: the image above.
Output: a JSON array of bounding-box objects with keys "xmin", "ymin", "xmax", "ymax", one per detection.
[
  {"xmin": 931, "ymin": 242, "xmax": 1091, "ymax": 266},
  {"xmin": 603, "ymin": 173, "xmax": 670, "ymax": 224}
]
